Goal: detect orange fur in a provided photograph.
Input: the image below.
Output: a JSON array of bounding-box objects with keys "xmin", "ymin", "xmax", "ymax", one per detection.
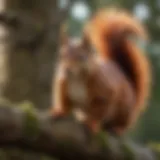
[
  {"xmin": 52, "ymin": 8, "xmax": 151, "ymax": 135},
  {"xmin": 84, "ymin": 8, "xmax": 151, "ymax": 133}
]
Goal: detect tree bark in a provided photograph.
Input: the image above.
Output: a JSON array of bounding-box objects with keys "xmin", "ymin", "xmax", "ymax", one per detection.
[
  {"xmin": 0, "ymin": 0, "xmax": 74, "ymax": 159},
  {"xmin": 0, "ymin": 102, "xmax": 156, "ymax": 160},
  {"xmin": 0, "ymin": 0, "xmax": 73, "ymax": 109}
]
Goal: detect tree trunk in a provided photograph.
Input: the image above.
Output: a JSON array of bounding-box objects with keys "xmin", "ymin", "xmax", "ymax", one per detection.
[
  {"xmin": 0, "ymin": 0, "xmax": 72, "ymax": 109},
  {"xmin": 0, "ymin": 0, "xmax": 74, "ymax": 159}
]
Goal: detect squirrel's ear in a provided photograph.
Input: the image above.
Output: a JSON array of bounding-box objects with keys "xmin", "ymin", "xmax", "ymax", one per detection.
[{"xmin": 59, "ymin": 24, "xmax": 69, "ymax": 45}]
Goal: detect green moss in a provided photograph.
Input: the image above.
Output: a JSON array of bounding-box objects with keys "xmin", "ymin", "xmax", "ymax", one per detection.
[
  {"xmin": 149, "ymin": 142, "xmax": 160, "ymax": 152},
  {"xmin": 18, "ymin": 100, "xmax": 35, "ymax": 109},
  {"xmin": 148, "ymin": 142, "xmax": 160, "ymax": 159},
  {"xmin": 120, "ymin": 140, "xmax": 136, "ymax": 160},
  {"xmin": 21, "ymin": 101, "xmax": 40, "ymax": 140},
  {"xmin": 0, "ymin": 100, "xmax": 44, "ymax": 157},
  {"xmin": 88, "ymin": 130, "xmax": 110, "ymax": 154},
  {"xmin": 0, "ymin": 98, "xmax": 15, "ymax": 107},
  {"xmin": 95, "ymin": 131, "xmax": 109, "ymax": 149}
]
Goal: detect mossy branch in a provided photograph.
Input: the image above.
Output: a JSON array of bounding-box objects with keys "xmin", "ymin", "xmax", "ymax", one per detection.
[{"xmin": 0, "ymin": 101, "xmax": 156, "ymax": 160}]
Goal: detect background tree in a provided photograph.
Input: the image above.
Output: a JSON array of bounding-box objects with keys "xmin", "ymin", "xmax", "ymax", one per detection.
[{"xmin": 0, "ymin": 0, "xmax": 75, "ymax": 159}]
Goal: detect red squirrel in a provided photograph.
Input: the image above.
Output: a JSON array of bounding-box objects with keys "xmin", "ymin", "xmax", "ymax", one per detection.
[{"xmin": 52, "ymin": 8, "xmax": 151, "ymax": 135}]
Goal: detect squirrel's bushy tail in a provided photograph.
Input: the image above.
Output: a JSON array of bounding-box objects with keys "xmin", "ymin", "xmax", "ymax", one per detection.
[{"xmin": 85, "ymin": 8, "xmax": 151, "ymax": 121}]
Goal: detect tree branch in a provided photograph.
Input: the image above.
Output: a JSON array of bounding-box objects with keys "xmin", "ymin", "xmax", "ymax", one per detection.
[{"xmin": 0, "ymin": 101, "xmax": 156, "ymax": 160}]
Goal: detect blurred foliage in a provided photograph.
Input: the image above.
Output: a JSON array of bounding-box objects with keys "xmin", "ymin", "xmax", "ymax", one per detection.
[{"xmin": 68, "ymin": 0, "xmax": 160, "ymax": 145}]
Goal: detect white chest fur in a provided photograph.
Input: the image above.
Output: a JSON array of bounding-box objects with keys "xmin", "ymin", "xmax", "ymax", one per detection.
[
  {"xmin": 67, "ymin": 79, "xmax": 88, "ymax": 106},
  {"xmin": 67, "ymin": 79, "xmax": 88, "ymax": 122}
]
